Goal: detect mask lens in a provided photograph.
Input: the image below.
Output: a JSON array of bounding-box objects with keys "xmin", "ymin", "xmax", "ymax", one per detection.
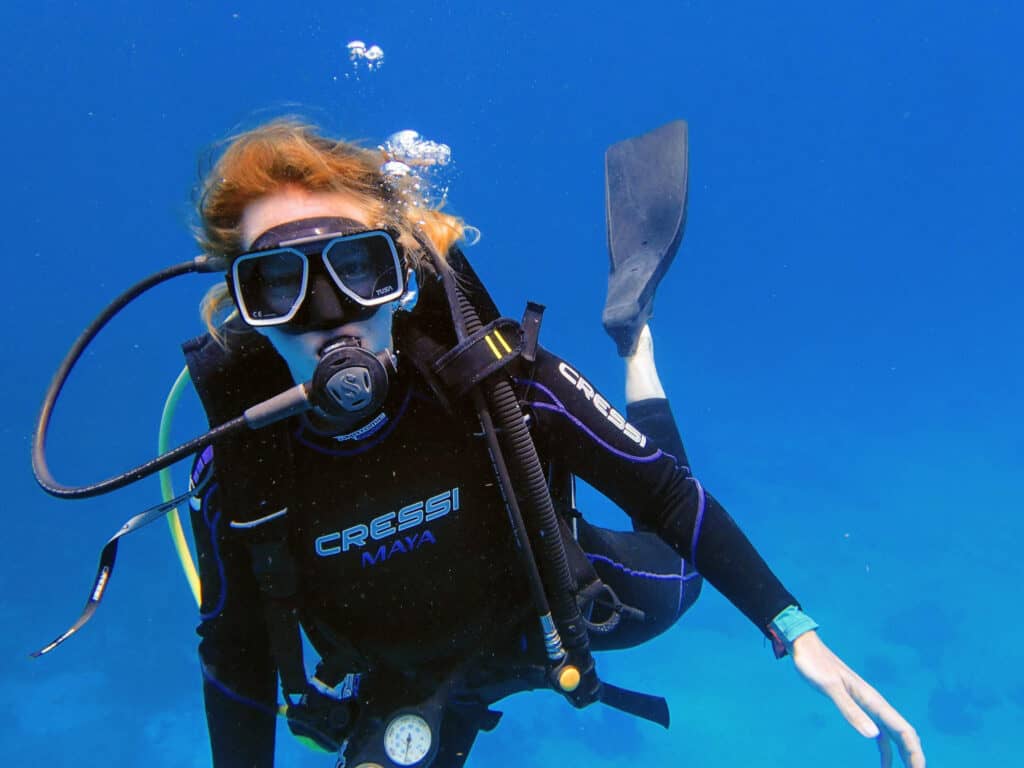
[
  {"xmin": 323, "ymin": 233, "xmax": 402, "ymax": 304},
  {"xmin": 233, "ymin": 249, "xmax": 307, "ymax": 323}
]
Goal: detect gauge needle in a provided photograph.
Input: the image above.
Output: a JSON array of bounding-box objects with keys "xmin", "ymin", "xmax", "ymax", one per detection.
[{"xmin": 404, "ymin": 733, "xmax": 411, "ymax": 760}]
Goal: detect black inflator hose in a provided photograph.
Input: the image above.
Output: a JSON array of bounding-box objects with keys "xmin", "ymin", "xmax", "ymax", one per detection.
[
  {"xmin": 451, "ymin": 286, "xmax": 591, "ymax": 658},
  {"xmin": 418, "ymin": 235, "xmax": 595, "ymax": 673}
]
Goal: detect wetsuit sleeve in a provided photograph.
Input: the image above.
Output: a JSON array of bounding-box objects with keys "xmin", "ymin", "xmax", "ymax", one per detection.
[
  {"xmin": 519, "ymin": 348, "xmax": 799, "ymax": 638},
  {"xmin": 624, "ymin": 397, "xmax": 689, "ymax": 470},
  {"xmin": 190, "ymin": 460, "xmax": 277, "ymax": 767}
]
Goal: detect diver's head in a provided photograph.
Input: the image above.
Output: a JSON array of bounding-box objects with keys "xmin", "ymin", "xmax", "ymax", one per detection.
[
  {"xmin": 233, "ymin": 187, "xmax": 402, "ymax": 384},
  {"xmin": 193, "ymin": 118, "xmax": 467, "ymax": 386},
  {"xmin": 194, "ymin": 119, "xmax": 467, "ymax": 356}
]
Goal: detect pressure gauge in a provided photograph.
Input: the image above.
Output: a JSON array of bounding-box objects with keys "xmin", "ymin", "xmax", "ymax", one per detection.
[{"xmin": 383, "ymin": 712, "xmax": 433, "ymax": 766}]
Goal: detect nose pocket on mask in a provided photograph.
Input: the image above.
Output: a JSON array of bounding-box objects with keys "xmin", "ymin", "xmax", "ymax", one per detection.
[{"xmin": 301, "ymin": 272, "xmax": 348, "ymax": 326}]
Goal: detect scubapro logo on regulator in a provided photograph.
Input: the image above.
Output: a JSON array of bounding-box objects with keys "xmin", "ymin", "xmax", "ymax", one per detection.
[{"xmin": 557, "ymin": 363, "xmax": 647, "ymax": 447}]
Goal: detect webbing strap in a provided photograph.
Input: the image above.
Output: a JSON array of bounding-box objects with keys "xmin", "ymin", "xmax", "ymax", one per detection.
[
  {"xmin": 241, "ymin": 519, "xmax": 308, "ymax": 697},
  {"xmin": 183, "ymin": 326, "xmax": 313, "ymax": 697},
  {"xmin": 431, "ymin": 318, "xmax": 525, "ymax": 397},
  {"xmin": 520, "ymin": 302, "xmax": 545, "ymax": 363}
]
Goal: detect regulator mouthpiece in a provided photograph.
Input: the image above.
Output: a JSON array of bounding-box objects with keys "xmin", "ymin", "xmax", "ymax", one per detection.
[{"xmin": 311, "ymin": 338, "xmax": 396, "ymax": 428}]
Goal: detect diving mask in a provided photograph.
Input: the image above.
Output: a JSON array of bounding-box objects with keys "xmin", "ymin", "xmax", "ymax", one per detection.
[{"xmin": 227, "ymin": 218, "xmax": 405, "ymax": 329}]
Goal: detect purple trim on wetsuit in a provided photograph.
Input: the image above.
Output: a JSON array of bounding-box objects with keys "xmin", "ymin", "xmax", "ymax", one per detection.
[
  {"xmin": 199, "ymin": 483, "xmax": 227, "ymax": 621},
  {"xmin": 515, "ymin": 377, "xmax": 672, "ymax": 465},
  {"xmin": 677, "ymin": 557, "xmax": 686, "ymax": 616},
  {"xmin": 519, "ymin": 375, "xmax": 709, "ymax": 573},
  {"xmin": 689, "ymin": 477, "xmax": 706, "ymax": 573},
  {"xmin": 293, "ymin": 385, "xmax": 413, "ymax": 457},
  {"xmin": 585, "ymin": 552, "xmax": 693, "ymax": 581},
  {"xmin": 191, "ymin": 444, "xmax": 215, "ymax": 486},
  {"xmin": 201, "ymin": 661, "xmax": 279, "ymax": 717},
  {"xmin": 202, "ymin": 661, "xmax": 340, "ymax": 747}
]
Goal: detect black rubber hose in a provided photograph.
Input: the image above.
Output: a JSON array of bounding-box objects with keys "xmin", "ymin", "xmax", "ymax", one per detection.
[
  {"xmin": 414, "ymin": 235, "xmax": 593, "ymax": 664},
  {"xmin": 454, "ymin": 287, "xmax": 590, "ymax": 654},
  {"xmin": 32, "ymin": 259, "xmax": 251, "ymax": 499}
]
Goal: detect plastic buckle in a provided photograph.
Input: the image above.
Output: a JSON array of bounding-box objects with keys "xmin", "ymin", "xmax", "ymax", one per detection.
[{"xmin": 311, "ymin": 673, "xmax": 360, "ymax": 701}]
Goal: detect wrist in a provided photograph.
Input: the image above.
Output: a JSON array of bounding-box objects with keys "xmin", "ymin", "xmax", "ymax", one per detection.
[{"xmin": 768, "ymin": 605, "xmax": 820, "ymax": 659}]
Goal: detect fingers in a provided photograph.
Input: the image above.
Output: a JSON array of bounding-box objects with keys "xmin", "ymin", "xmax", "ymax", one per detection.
[
  {"xmin": 829, "ymin": 683, "xmax": 881, "ymax": 738},
  {"xmin": 846, "ymin": 685, "xmax": 926, "ymax": 768},
  {"xmin": 792, "ymin": 637, "xmax": 880, "ymax": 738},
  {"xmin": 848, "ymin": 677, "xmax": 926, "ymax": 767},
  {"xmin": 793, "ymin": 636, "xmax": 925, "ymax": 766},
  {"xmin": 883, "ymin": 719, "xmax": 926, "ymax": 768},
  {"xmin": 877, "ymin": 731, "xmax": 893, "ymax": 768}
]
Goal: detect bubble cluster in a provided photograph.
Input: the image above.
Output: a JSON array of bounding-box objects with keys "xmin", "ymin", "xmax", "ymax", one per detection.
[
  {"xmin": 346, "ymin": 40, "xmax": 384, "ymax": 74},
  {"xmin": 379, "ymin": 130, "xmax": 455, "ymax": 211},
  {"xmin": 380, "ymin": 130, "xmax": 452, "ymax": 168}
]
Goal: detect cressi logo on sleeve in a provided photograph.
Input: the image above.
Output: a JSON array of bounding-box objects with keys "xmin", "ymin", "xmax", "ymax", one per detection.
[{"xmin": 557, "ymin": 362, "xmax": 647, "ymax": 447}]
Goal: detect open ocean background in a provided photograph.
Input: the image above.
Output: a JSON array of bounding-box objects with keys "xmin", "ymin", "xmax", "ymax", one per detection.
[{"xmin": 3, "ymin": 1, "xmax": 1021, "ymax": 765}]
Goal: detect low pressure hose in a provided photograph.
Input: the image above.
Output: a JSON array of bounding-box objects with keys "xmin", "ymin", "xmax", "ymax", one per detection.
[
  {"xmin": 33, "ymin": 261, "xmax": 205, "ymax": 497},
  {"xmin": 452, "ymin": 285, "xmax": 594, "ymax": 689},
  {"xmin": 31, "ymin": 255, "xmax": 311, "ymax": 500},
  {"xmin": 418, "ymin": 233, "xmax": 596, "ymax": 684},
  {"xmin": 403, "ymin": 235, "xmax": 598, "ymax": 701}
]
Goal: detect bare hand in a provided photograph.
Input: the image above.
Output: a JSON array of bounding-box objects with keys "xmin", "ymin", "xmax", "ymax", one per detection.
[{"xmin": 790, "ymin": 631, "xmax": 925, "ymax": 767}]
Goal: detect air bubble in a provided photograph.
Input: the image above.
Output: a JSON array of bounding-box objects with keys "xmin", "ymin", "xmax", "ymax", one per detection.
[
  {"xmin": 345, "ymin": 39, "xmax": 385, "ymax": 75},
  {"xmin": 381, "ymin": 130, "xmax": 451, "ymax": 168},
  {"xmin": 379, "ymin": 130, "xmax": 456, "ymax": 209},
  {"xmin": 381, "ymin": 161, "xmax": 412, "ymax": 177}
]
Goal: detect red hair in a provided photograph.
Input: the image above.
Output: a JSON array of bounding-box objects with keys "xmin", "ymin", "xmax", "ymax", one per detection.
[{"xmin": 195, "ymin": 118, "xmax": 466, "ymax": 338}]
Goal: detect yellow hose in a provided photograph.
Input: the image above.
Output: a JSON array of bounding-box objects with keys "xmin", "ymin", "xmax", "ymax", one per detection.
[{"xmin": 159, "ymin": 366, "xmax": 201, "ymax": 606}]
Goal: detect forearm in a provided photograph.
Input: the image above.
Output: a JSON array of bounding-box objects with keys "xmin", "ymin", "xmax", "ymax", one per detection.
[
  {"xmin": 622, "ymin": 399, "xmax": 806, "ymax": 638},
  {"xmin": 642, "ymin": 471, "xmax": 798, "ymax": 634},
  {"xmin": 525, "ymin": 349, "xmax": 798, "ymax": 638}
]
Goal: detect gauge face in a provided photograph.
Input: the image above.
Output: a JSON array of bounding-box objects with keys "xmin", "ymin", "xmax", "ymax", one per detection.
[{"xmin": 383, "ymin": 713, "xmax": 432, "ymax": 766}]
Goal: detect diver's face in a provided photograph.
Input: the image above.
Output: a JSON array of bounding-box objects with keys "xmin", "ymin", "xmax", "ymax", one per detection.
[{"xmin": 240, "ymin": 187, "xmax": 396, "ymax": 384}]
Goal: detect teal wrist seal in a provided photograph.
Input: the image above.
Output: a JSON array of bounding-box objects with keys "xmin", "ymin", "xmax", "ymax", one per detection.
[{"xmin": 768, "ymin": 605, "xmax": 820, "ymax": 658}]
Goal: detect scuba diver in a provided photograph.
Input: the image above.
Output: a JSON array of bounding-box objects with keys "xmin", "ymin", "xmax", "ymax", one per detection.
[{"xmin": 31, "ymin": 119, "xmax": 925, "ymax": 767}]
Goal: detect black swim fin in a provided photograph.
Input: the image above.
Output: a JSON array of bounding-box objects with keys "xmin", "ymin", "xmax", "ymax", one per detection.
[{"xmin": 602, "ymin": 120, "xmax": 689, "ymax": 356}]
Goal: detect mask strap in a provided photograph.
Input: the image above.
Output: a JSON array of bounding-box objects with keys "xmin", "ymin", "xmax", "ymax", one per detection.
[{"xmin": 395, "ymin": 269, "xmax": 419, "ymax": 313}]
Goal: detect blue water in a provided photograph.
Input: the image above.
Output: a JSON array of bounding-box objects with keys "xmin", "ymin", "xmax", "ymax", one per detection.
[{"xmin": 3, "ymin": 2, "xmax": 1020, "ymax": 765}]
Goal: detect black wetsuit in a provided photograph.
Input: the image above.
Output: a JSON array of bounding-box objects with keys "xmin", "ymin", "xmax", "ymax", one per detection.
[{"xmin": 190, "ymin": 346, "xmax": 798, "ymax": 767}]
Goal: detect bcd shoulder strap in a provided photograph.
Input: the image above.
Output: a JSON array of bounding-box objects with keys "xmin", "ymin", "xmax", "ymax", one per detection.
[
  {"xmin": 401, "ymin": 301, "xmax": 605, "ymax": 613},
  {"xmin": 182, "ymin": 320, "xmax": 295, "ymax": 523}
]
